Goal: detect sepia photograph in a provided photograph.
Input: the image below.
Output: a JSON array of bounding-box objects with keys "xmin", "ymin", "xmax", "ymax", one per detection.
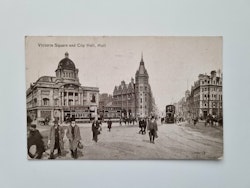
[{"xmin": 26, "ymin": 36, "xmax": 223, "ymax": 160}]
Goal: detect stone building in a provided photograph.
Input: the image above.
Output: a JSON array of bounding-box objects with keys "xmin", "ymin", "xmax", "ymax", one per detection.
[
  {"xmin": 176, "ymin": 90, "xmax": 191, "ymax": 120},
  {"xmin": 112, "ymin": 54, "xmax": 153, "ymax": 118},
  {"xmin": 187, "ymin": 70, "xmax": 223, "ymax": 119},
  {"xmin": 99, "ymin": 93, "xmax": 113, "ymax": 111},
  {"xmin": 26, "ymin": 52, "xmax": 99, "ymax": 124}
]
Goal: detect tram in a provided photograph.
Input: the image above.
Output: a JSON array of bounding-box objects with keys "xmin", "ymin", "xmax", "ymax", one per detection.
[
  {"xmin": 101, "ymin": 106, "xmax": 122, "ymax": 122},
  {"xmin": 165, "ymin": 105, "xmax": 175, "ymax": 123}
]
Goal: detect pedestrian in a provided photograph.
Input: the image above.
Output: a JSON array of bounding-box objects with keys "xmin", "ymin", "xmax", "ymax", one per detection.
[
  {"xmin": 142, "ymin": 119, "xmax": 147, "ymax": 134},
  {"xmin": 27, "ymin": 124, "xmax": 45, "ymax": 159},
  {"xmin": 119, "ymin": 118, "xmax": 122, "ymax": 126},
  {"xmin": 66, "ymin": 118, "xmax": 82, "ymax": 159},
  {"xmin": 161, "ymin": 117, "xmax": 164, "ymax": 124},
  {"xmin": 48, "ymin": 119, "xmax": 64, "ymax": 159},
  {"xmin": 92, "ymin": 118, "xmax": 101, "ymax": 142},
  {"xmin": 107, "ymin": 118, "xmax": 112, "ymax": 132},
  {"xmin": 138, "ymin": 118, "xmax": 142, "ymax": 134},
  {"xmin": 147, "ymin": 116, "xmax": 158, "ymax": 144}
]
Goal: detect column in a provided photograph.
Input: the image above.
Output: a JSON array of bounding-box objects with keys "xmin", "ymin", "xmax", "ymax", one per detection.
[
  {"xmin": 79, "ymin": 93, "xmax": 81, "ymax": 105},
  {"xmin": 62, "ymin": 92, "xmax": 64, "ymax": 106},
  {"xmin": 61, "ymin": 110, "xmax": 64, "ymax": 123},
  {"xmin": 66, "ymin": 92, "xmax": 69, "ymax": 106},
  {"xmin": 37, "ymin": 110, "xmax": 41, "ymax": 118},
  {"xmin": 73, "ymin": 92, "xmax": 75, "ymax": 106},
  {"xmin": 51, "ymin": 110, "xmax": 53, "ymax": 120}
]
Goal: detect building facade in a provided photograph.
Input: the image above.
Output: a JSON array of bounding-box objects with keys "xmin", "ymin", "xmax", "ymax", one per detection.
[
  {"xmin": 187, "ymin": 70, "xmax": 223, "ymax": 119},
  {"xmin": 26, "ymin": 52, "xmax": 99, "ymax": 124},
  {"xmin": 112, "ymin": 54, "xmax": 153, "ymax": 118},
  {"xmin": 176, "ymin": 90, "xmax": 191, "ymax": 120}
]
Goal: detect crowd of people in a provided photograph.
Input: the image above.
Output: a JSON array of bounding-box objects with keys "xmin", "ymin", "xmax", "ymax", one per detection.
[{"xmin": 27, "ymin": 115, "xmax": 159, "ymax": 160}]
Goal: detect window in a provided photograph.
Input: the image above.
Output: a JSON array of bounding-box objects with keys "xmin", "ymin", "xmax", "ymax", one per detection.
[
  {"xmin": 69, "ymin": 99, "xmax": 73, "ymax": 106},
  {"xmin": 43, "ymin": 98, "xmax": 49, "ymax": 106},
  {"xmin": 54, "ymin": 99, "xmax": 59, "ymax": 106},
  {"xmin": 33, "ymin": 98, "xmax": 37, "ymax": 106}
]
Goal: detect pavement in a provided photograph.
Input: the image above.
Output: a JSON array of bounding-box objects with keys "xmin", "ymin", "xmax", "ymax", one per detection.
[{"xmin": 33, "ymin": 121, "xmax": 223, "ymax": 160}]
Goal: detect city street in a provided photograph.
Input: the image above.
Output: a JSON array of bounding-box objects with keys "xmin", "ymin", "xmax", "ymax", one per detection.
[{"xmin": 38, "ymin": 121, "xmax": 223, "ymax": 160}]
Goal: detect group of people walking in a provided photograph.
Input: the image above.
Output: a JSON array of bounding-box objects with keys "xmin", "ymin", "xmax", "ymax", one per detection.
[
  {"xmin": 27, "ymin": 116, "xmax": 159, "ymax": 159},
  {"xmin": 28, "ymin": 118, "xmax": 82, "ymax": 160},
  {"xmin": 139, "ymin": 116, "xmax": 158, "ymax": 143}
]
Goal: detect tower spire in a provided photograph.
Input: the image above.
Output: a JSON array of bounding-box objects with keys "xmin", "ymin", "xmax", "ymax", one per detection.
[{"xmin": 140, "ymin": 52, "xmax": 144, "ymax": 65}]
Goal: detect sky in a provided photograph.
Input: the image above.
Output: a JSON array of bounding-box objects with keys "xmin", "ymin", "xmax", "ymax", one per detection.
[{"xmin": 26, "ymin": 36, "xmax": 222, "ymax": 112}]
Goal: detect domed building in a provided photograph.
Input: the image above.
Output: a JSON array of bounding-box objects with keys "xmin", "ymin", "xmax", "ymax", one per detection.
[{"xmin": 26, "ymin": 52, "xmax": 99, "ymax": 124}]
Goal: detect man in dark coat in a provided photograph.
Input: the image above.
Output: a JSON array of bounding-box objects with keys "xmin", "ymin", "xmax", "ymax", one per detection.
[
  {"xmin": 48, "ymin": 119, "xmax": 64, "ymax": 159},
  {"xmin": 138, "ymin": 118, "xmax": 142, "ymax": 134},
  {"xmin": 142, "ymin": 119, "xmax": 147, "ymax": 135},
  {"xmin": 92, "ymin": 118, "xmax": 101, "ymax": 142},
  {"xmin": 107, "ymin": 118, "xmax": 112, "ymax": 132},
  {"xmin": 147, "ymin": 116, "xmax": 158, "ymax": 144},
  {"xmin": 66, "ymin": 118, "xmax": 82, "ymax": 159},
  {"xmin": 27, "ymin": 124, "xmax": 45, "ymax": 159}
]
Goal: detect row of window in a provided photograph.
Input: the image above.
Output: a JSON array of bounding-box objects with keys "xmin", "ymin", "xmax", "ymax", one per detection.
[
  {"xmin": 113, "ymin": 95, "xmax": 134, "ymax": 100},
  {"xmin": 201, "ymin": 80, "xmax": 222, "ymax": 85},
  {"xmin": 139, "ymin": 86, "xmax": 148, "ymax": 91},
  {"xmin": 202, "ymin": 94, "xmax": 223, "ymax": 100},
  {"xmin": 201, "ymin": 102, "xmax": 223, "ymax": 108},
  {"xmin": 41, "ymin": 98, "xmax": 81, "ymax": 106},
  {"xmin": 63, "ymin": 72, "xmax": 75, "ymax": 78},
  {"xmin": 201, "ymin": 87, "xmax": 222, "ymax": 92}
]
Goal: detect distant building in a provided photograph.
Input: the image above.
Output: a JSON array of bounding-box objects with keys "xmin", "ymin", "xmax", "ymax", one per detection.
[
  {"xmin": 176, "ymin": 90, "xmax": 191, "ymax": 120},
  {"xmin": 187, "ymin": 70, "xmax": 223, "ymax": 118},
  {"xmin": 112, "ymin": 54, "xmax": 154, "ymax": 118},
  {"xmin": 26, "ymin": 52, "xmax": 99, "ymax": 123},
  {"xmin": 99, "ymin": 93, "xmax": 113, "ymax": 111}
]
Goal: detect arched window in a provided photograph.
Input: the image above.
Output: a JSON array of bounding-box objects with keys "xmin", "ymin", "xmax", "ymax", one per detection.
[{"xmin": 43, "ymin": 98, "xmax": 49, "ymax": 106}]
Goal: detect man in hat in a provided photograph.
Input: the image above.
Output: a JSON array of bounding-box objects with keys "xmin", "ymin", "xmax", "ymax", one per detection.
[
  {"xmin": 66, "ymin": 118, "xmax": 82, "ymax": 159},
  {"xmin": 147, "ymin": 116, "xmax": 158, "ymax": 144},
  {"xmin": 48, "ymin": 118, "xmax": 64, "ymax": 159},
  {"xmin": 27, "ymin": 124, "xmax": 45, "ymax": 159},
  {"xmin": 107, "ymin": 118, "xmax": 112, "ymax": 132},
  {"xmin": 92, "ymin": 117, "xmax": 101, "ymax": 142}
]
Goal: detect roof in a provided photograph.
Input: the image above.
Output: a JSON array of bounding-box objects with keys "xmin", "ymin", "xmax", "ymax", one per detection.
[
  {"xmin": 57, "ymin": 52, "xmax": 76, "ymax": 70},
  {"xmin": 37, "ymin": 76, "xmax": 56, "ymax": 83}
]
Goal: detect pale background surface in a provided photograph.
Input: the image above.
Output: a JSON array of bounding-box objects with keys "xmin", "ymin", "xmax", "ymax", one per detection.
[{"xmin": 0, "ymin": 0, "xmax": 250, "ymax": 188}]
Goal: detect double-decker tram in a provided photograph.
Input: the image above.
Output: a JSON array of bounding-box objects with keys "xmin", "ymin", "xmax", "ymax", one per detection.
[
  {"xmin": 101, "ymin": 106, "xmax": 122, "ymax": 122},
  {"xmin": 64, "ymin": 107, "xmax": 91, "ymax": 123},
  {"xmin": 165, "ymin": 105, "xmax": 175, "ymax": 123}
]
